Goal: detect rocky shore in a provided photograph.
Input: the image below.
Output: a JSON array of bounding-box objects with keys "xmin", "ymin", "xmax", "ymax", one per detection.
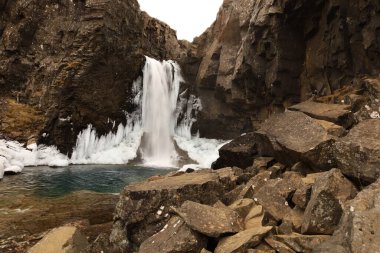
[{"xmin": 24, "ymin": 79, "xmax": 380, "ymax": 253}]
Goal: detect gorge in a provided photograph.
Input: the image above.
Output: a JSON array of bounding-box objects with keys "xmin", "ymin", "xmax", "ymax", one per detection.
[{"xmin": 0, "ymin": 0, "xmax": 380, "ymax": 252}]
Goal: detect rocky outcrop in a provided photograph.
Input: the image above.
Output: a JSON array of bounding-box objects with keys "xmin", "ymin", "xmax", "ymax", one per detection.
[
  {"xmin": 0, "ymin": 0, "xmax": 188, "ymax": 154},
  {"xmin": 191, "ymin": 0, "xmax": 380, "ymax": 138},
  {"xmin": 109, "ymin": 168, "xmax": 243, "ymax": 252}
]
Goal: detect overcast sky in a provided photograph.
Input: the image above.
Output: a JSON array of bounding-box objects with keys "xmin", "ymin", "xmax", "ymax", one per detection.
[{"xmin": 138, "ymin": 0, "xmax": 223, "ymax": 41}]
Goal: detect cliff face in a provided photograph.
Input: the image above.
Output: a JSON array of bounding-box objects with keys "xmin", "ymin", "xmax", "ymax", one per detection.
[
  {"xmin": 192, "ymin": 0, "xmax": 380, "ymax": 138},
  {"xmin": 0, "ymin": 0, "xmax": 187, "ymax": 154}
]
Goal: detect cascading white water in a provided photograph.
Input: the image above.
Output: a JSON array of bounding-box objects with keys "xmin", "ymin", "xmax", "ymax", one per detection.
[{"xmin": 140, "ymin": 57, "xmax": 183, "ymax": 166}]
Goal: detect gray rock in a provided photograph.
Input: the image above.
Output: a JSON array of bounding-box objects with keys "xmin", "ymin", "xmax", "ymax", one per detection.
[
  {"xmin": 138, "ymin": 216, "xmax": 206, "ymax": 253},
  {"xmin": 173, "ymin": 201, "xmax": 243, "ymax": 238},
  {"xmin": 302, "ymin": 169, "xmax": 357, "ymax": 235},
  {"xmin": 334, "ymin": 119, "xmax": 380, "ymax": 184}
]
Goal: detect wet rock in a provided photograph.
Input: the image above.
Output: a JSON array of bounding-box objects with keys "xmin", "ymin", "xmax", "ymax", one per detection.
[
  {"xmin": 302, "ymin": 169, "xmax": 357, "ymax": 235},
  {"xmin": 138, "ymin": 216, "xmax": 206, "ymax": 253},
  {"xmin": 173, "ymin": 201, "xmax": 243, "ymax": 238},
  {"xmin": 315, "ymin": 178, "xmax": 380, "ymax": 253},
  {"xmin": 212, "ymin": 133, "xmax": 258, "ymax": 169},
  {"xmin": 289, "ymin": 101, "xmax": 355, "ymax": 129},
  {"xmin": 255, "ymin": 111, "xmax": 337, "ymax": 170},
  {"xmin": 273, "ymin": 233, "xmax": 330, "ymax": 253},
  {"xmin": 215, "ymin": 226, "xmax": 273, "ymax": 253},
  {"xmin": 110, "ymin": 169, "xmax": 241, "ymax": 252},
  {"xmin": 334, "ymin": 119, "xmax": 380, "ymax": 184},
  {"xmin": 28, "ymin": 226, "xmax": 88, "ymax": 253}
]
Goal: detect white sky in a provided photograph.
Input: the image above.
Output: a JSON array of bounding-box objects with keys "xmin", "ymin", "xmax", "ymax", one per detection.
[{"xmin": 138, "ymin": 0, "xmax": 223, "ymax": 41}]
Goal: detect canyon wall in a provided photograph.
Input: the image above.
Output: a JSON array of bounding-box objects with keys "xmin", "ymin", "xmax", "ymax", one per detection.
[
  {"xmin": 0, "ymin": 0, "xmax": 188, "ymax": 154},
  {"xmin": 191, "ymin": 0, "xmax": 380, "ymax": 138}
]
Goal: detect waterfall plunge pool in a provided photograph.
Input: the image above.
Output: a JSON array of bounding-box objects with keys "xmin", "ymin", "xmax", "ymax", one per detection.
[{"xmin": 0, "ymin": 165, "xmax": 176, "ymax": 198}]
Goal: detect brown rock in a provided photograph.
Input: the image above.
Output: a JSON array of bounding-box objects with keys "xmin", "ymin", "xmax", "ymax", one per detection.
[
  {"xmin": 238, "ymin": 171, "xmax": 273, "ymax": 199},
  {"xmin": 265, "ymin": 237, "xmax": 296, "ymax": 253},
  {"xmin": 253, "ymin": 173, "xmax": 305, "ymax": 222},
  {"xmin": 315, "ymin": 178, "xmax": 380, "ymax": 253},
  {"xmin": 228, "ymin": 198, "xmax": 255, "ymax": 218},
  {"xmin": 301, "ymin": 169, "xmax": 357, "ymax": 235},
  {"xmin": 289, "ymin": 101, "xmax": 355, "ymax": 129},
  {"xmin": 138, "ymin": 216, "xmax": 206, "ymax": 253},
  {"xmin": 110, "ymin": 169, "xmax": 240, "ymax": 252},
  {"xmin": 173, "ymin": 201, "xmax": 243, "ymax": 238},
  {"xmin": 255, "ymin": 111, "xmax": 337, "ymax": 170},
  {"xmin": 28, "ymin": 226, "xmax": 88, "ymax": 253},
  {"xmin": 215, "ymin": 226, "xmax": 273, "ymax": 253},
  {"xmin": 212, "ymin": 133, "xmax": 258, "ymax": 169},
  {"xmin": 274, "ymin": 233, "xmax": 330, "ymax": 253},
  {"xmin": 334, "ymin": 119, "xmax": 380, "ymax": 184}
]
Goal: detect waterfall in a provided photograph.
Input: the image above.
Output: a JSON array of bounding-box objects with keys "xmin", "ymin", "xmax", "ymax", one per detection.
[
  {"xmin": 69, "ymin": 56, "xmax": 227, "ymax": 169},
  {"xmin": 140, "ymin": 57, "xmax": 183, "ymax": 166}
]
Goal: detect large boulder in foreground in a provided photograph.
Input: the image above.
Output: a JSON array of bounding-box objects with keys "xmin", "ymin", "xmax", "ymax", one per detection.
[
  {"xmin": 28, "ymin": 226, "xmax": 88, "ymax": 253},
  {"xmin": 314, "ymin": 178, "xmax": 380, "ymax": 253},
  {"xmin": 212, "ymin": 133, "xmax": 258, "ymax": 169},
  {"xmin": 302, "ymin": 169, "xmax": 357, "ymax": 235},
  {"xmin": 334, "ymin": 119, "xmax": 380, "ymax": 184},
  {"xmin": 289, "ymin": 101, "xmax": 355, "ymax": 129},
  {"xmin": 110, "ymin": 168, "xmax": 241, "ymax": 252},
  {"xmin": 255, "ymin": 111, "xmax": 337, "ymax": 170},
  {"xmin": 173, "ymin": 201, "xmax": 243, "ymax": 238}
]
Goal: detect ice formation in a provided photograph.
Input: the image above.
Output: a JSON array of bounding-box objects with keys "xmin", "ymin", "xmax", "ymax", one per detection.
[{"xmin": 0, "ymin": 56, "xmax": 227, "ymax": 172}]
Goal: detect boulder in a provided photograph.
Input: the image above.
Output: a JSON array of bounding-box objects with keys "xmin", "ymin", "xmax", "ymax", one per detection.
[
  {"xmin": 314, "ymin": 178, "xmax": 380, "ymax": 253},
  {"xmin": 172, "ymin": 201, "xmax": 243, "ymax": 238},
  {"xmin": 212, "ymin": 133, "xmax": 258, "ymax": 169},
  {"xmin": 289, "ymin": 101, "xmax": 355, "ymax": 129},
  {"xmin": 273, "ymin": 233, "xmax": 330, "ymax": 253},
  {"xmin": 255, "ymin": 111, "xmax": 337, "ymax": 170},
  {"xmin": 28, "ymin": 226, "xmax": 88, "ymax": 253},
  {"xmin": 215, "ymin": 226, "xmax": 273, "ymax": 253},
  {"xmin": 238, "ymin": 171, "xmax": 273, "ymax": 200},
  {"xmin": 334, "ymin": 119, "xmax": 380, "ymax": 184},
  {"xmin": 110, "ymin": 168, "xmax": 241, "ymax": 252},
  {"xmin": 253, "ymin": 173, "xmax": 305, "ymax": 222},
  {"xmin": 228, "ymin": 198, "xmax": 255, "ymax": 218},
  {"xmin": 302, "ymin": 169, "xmax": 357, "ymax": 235},
  {"xmin": 138, "ymin": 216, "xmax": 206, "ymax": 253},
  {"xmin": 265, "ymin": 237, "xmax": 296, "ymax": 253}
]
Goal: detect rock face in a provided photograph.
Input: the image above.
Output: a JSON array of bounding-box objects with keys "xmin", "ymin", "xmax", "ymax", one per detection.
[
  {"xmin": 191, "ymin": 0, "xmax": 380, "ymax": 138},
  {"xmin": 28, "ymin": 226, "xmax": 88, "ymax": 253},
  {"xmin": 0, "ymin": 0, "xmax": 187, "ymax": 154}
]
